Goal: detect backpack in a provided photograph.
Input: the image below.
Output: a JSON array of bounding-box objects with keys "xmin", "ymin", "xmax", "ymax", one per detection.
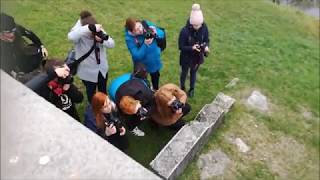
[{"xmin": 141, "ymin": 20, "xmax": 166, "ymax": 51}]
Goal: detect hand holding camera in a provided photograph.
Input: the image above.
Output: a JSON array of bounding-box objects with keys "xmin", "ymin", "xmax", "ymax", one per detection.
[
  {"xmin": 105, "ymin": 124, "xmax": 117, "ymax": 136},
  {"xmin": 169, "ymin": 98, "xmax": 185, "ymax": 113},
  {"xmin": 137, "ymin": 107, "xmax": 149, "ymax": 120},
  {"xmin": 88, "ymin": 24, "xmax": 109, "ymax": 42}
]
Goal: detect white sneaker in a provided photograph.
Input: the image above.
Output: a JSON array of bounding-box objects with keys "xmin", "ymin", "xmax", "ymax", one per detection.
[{"xmin": 131, "ymin": 127, "xmax": 145, "ymax": 137}]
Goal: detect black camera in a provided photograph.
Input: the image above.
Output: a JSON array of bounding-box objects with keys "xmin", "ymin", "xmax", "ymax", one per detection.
[
  {"xmin": 143, "ymin": 29, "xmax": 155, "ymax": 39},
  {"xmin": 104, "ymin": 111, "xmax": 122, "ymax": 131},
  {"xmin": 195, "ymin": 42, "xmax": 209, "ymax": 57},
  {"xmin": 95, "ymin": 31, "xmax": 109, "ymax": 41},
  {"xmin": 137, "ymin": 107, "xmax": 148, "ymax": 119},
  {"xmin": 170, "ymin": 99, "xmax": 184, "ymax": 112},
  {"xmin": 58, "ymin": 75, "xmax": 73, "ymax": 84}
]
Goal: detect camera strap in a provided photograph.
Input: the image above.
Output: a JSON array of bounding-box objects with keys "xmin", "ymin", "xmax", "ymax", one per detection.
[{"xmin": 76, "ymin": 39, "xmax": 97, "ymax": 63}]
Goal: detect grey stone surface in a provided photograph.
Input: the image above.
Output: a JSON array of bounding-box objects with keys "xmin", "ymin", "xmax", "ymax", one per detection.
[
  {"xmin": 225, "ymin": 78, "xmax": 239, "ymax": 88},
  {"xmin": 211, "ymin": 92, "xmax": 236, "ymax": 113},
  {"xmin": 150, "ymin": 92, "xmax": 235, "ymax": 180},
  {"xmin": 197, "ymin": 149, "xmax": 231, "ymax": 179},
  {"xmin": 234, "ymin": 138, "xmax": 250, "ymax": 153},
  {"xmin": 246, "ymin": 90, "xmax": 269, "ymax": 111},
  {"xmin": 0, "ymin": 71, "xmax": 160, "ymax": 180}
]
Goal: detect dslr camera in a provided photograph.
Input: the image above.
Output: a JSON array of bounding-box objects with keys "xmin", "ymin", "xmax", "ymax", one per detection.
[
  {"xmin": 94, "ymin": 31, "xmax": 109, "ymax": 41},
  {"xmin": 170, "ymin": 99, "xmax": 184, "ymax": 112},
  {"xmin": 143, "ymin": 28, "xmax": 155, "ymax": 39},
  {"xmin": 58, "ymin": 75, "xmax": 73, "ymax": 84},
  {"xmin": 104, "ymin": 111, "xmax": 122, "ymax": 131},
  {"xmin": 195, "ymin": 42, "xmax": 209, "ymax": 57},
  {"xmin": 136, "ymin": 107, "xmax": 148, "ymax": 119}
]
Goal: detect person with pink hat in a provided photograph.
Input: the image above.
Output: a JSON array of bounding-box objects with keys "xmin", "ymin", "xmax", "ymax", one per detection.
[{"xmin": 178, "ymin": 3, "xmax": 210, "ymax": 98}]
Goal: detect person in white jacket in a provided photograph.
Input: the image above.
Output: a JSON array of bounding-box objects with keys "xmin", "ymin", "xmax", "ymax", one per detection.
[{"xmin": 68, "ymin": 10, "xmax": 115, "ymax": 102}]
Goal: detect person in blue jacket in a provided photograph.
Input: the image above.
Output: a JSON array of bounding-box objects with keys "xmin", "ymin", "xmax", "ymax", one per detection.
[
  {"xmin": 178, "ymin": 4, "xmax": 210, "ymax": 97},
  {"xmin": 108, "ymin": 63, "xmax": 154, "ymax": 136},
  {"xmin": 124, "ymin": 17, "xmax": 164, "ymax": 90}
]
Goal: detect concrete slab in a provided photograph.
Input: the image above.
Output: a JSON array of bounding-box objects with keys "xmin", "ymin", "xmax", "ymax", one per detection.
[
  {"xmin": 0, "ymin": 71, "xmax": 160, "ymax": 180},
  {"xmin": 150, "ymin": 93, "xmax": 235, "ymax": 180}
]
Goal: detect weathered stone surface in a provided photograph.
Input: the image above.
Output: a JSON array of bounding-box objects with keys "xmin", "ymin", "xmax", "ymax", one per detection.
[
  {"xmin": 225, "ymin": 78, "xmax": 239, "ymax": 88},
  {"xmin": 150, "ymin": 92, "xmax": 235, "ymax": 180},
  {"xmin": 211, "ymin": 92, "xmax": 236, "ymax": 113},
  {"xmin": 1, "ymin": 71, "xmax": 160, "ymax": 180},
  {"xmin": 234, "ymin": 138, "xmax": 250, "ymax": 153},
  {"xmin": 197, "ymin": 149, "xmax": 231, "ymax": 179},
  {"xmin": 246, "ymin": 90, "xmax": 268, "ymax": 111}
]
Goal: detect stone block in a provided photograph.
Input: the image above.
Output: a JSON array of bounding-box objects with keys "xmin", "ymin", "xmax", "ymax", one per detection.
[
  {"xmin": 1, "ymin": 71, "xmax": 160, "ymax": 180},
  {"xmin": 150, "ymin": 93, "xmax": 235, "ymax": 180}
]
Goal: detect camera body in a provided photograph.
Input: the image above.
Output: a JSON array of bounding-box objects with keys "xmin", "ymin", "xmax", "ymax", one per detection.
[
  {"xmin": 58, "ymin": 75, "xmax": 73, "ymax": 84},
  {"xmin": 94, "ymin": 31, "xmax": 109, "ymax": 41},
  {"xmin": 143, "ymin": 28, "xmax": 155, "ymax": 39},
  {"xmin": 104, "ymin": 112, "xmax": 122, "ymax": 131},
  {"xmin": 170, "ymin": 99, "xmax": 184, "ymax": 112},
  {"xmin": 196, "ymin": 42, "xmax": 209, "ymax": 57},
  {"xmin": 137, "ymin": 107, "xmax": 148, "ymax": 119}
]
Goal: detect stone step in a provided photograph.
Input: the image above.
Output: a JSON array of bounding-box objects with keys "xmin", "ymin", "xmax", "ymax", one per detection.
[{"xmin": 150, "ymin": 93, "xmax": 235, "ymax": 180}]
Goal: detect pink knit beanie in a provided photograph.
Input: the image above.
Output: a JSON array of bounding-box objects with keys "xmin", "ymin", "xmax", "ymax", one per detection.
[{"xmin": 189, "ymin": 4, "xmax": 203, "ymax": 26}]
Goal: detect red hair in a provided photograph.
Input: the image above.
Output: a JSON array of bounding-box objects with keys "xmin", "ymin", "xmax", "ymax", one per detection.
[{"xmin": 92, "ymin": 92, "xmax": 108, "ymax": 130}]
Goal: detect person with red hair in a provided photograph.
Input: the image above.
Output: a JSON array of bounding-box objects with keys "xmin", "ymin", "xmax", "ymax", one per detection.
[{"xmin": 84, "ymin": 92, "xmax": 128, "ymax": 151}]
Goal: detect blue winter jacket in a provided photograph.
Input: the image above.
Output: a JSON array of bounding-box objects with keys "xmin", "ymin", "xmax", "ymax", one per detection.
[
  {"xmin": 125, "ymin": 20, "xmax": 164, "ymax": 73},
  {"xmin": 108, "ymin": 73, "xmax": 131, "ymax": 101}
]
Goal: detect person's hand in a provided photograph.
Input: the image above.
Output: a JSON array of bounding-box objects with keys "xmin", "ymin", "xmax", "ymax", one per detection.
[
  {"xmin": 105, "ymin": 124, "xmax": 117, "ymax": 136},
  {"xmin": 175, "ymin": 108, "xmax": 183, "ymax": 114},
  {"xmin": 95, "ymin": 24, "xmax": 102, "ymax": 32},
  {"xmin": 63, "ymin": 84, "xmax": 70, "ymax": 91},
  {"xmin": 204, "ymin": 46, "xmax": 210, "ymax": 53},
  {"xmin": 41, "ymin": 45, "xmax": 48, "ymax": 59},
  {"xmin": 119, "ymin": 127, "xmax": 126, "ymax": 136},
  {"xmin": 54, "ymin": 65, "xmax": 70, "ymax": 79},
  {"xmin": 144, "ymin": 38, "xmax": 153, "ymax": 45},
  {"xmin": 192, "ymin": 44, "xmax": 201, "ymax": 52},
  {"xmin": 95, "ymin": 35, "xmax": 103, "ymax": 42}
]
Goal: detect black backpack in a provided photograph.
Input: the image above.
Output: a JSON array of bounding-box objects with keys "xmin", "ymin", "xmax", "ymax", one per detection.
[{"xmin": 141, "ymin": 20, "xmax": 166, "ymax": 51}]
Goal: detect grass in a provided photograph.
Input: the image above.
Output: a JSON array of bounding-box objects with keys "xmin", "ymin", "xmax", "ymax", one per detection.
[{"xmin": 1, "ymin": 0, "xmax": 319, "ymax": 179}]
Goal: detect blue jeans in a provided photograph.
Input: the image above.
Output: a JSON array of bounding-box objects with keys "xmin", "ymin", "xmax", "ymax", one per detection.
[{"xmin": 82, "ymin": 72, "xmax": 108, "ymax": 103}]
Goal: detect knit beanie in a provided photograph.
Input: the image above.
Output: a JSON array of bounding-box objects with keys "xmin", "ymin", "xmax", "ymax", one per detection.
[
  {"xmin": 0, "ymin": 13, "xmax": 16, "ymax": 32},
  {"xmin": 189, "ymin": 4, "xmax": 204, "ymax": 26}
]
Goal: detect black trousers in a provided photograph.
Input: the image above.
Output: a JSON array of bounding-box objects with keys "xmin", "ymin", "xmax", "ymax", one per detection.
[
  {"xmin": 82, "ymin": 72, "xmax": 108, "ymax": 103},
  {"xmin": 150, "ymin": 71, "xmax": 160, "ymax": 90}
]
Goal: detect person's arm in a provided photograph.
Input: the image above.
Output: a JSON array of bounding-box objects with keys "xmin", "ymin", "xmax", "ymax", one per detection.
[
  {"xmin": 67, "ymin": 20, "xmax": 91, "ymax": 43},
  {"xmin": 67, "ymin": 84, "xmax": 84, "ymax": 103},
  {"xmin": 203, "ymin": 23, "xmax": 210, "ymax": 47},
  {"xmin": 125, "ymin": 37, "xmax": 147, "ymax": 61},
  {"xmin": 102, "ymin": 36, "xmax": 115, "ymax": 48},
  {"xmin": 25, "ymin": 68, "xmax": 57, "ymax": 92},
  {"xmin": 178, "ymin": 28, "xmax": 193, "ymax": 52},
  {"xmin": 16, "ymin": 24, "xmax": 42, "ymax": 46}
]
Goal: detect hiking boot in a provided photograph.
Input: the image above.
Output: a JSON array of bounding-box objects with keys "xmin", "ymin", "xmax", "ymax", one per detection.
[
  {"xmin": 188, "ymin": 89, "xmax": 194, "ymax": 98},
  {"xmin": 131, "ymin": 127, "xmax": 145, "ymax": 136}
]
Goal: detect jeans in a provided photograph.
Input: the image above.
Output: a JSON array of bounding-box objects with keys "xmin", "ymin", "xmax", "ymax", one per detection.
[
  {"xmin": 180, "ymin": 64, "xmax": 199, "ymax": 90},
  {"xmin": 82, "ymin": 72, "xmax": 108, "ymax": 103}
]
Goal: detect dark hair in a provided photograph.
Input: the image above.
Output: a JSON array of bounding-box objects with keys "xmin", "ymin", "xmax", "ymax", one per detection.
[
  {"xmin": 133, "ymin": 62, "xmax": 147, "ymax": 79},
  {"xmin": 44, "ymin": 58, "xmax": 65, "ymax": 73},
  {"xmin": 80, "ymin": 10, "xmax": 97, "ymax": 26},
  {"xmin": 125, "ymin": 17, "xmax": 137, "ymax": 32},
  {"xmin": 0, "ymin": 13, "xmax": 16, "ymax": 32}
]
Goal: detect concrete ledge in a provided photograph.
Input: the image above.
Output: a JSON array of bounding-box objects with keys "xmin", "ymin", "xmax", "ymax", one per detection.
[
  {"xmin": 0, "ymin": 71, "xmax": 160, "ymax": 180},
  {"xmin": 150, "ymin": 93, "xmax": 235, "ymax": 180}
]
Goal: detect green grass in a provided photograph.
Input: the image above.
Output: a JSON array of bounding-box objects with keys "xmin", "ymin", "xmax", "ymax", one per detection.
[{"xmin": 2, "ymin": 0, "xmax": 319, "ymax": 179}]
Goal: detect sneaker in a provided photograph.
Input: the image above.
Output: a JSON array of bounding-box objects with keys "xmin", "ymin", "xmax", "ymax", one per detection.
[
  {"xmin": 188, "ymin": 89, "xmax": 194, "ymax": 98},
  {"xmin": 131, "ymin": 127, "xmax": 145, "ymax": 136}
]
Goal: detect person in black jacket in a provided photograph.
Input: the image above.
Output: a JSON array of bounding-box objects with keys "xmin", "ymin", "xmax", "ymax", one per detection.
[
  {"xmin": 108, "ymin": 63, "xmax": 154, "ymax": 136},
  {"xmin": 178, "ymin": 4, "xmax": 210, "ymax": 98},
  {"xmin": 0, "ymin": 13, "xmax": 48, "ymax": 82},
  {"xmin": 37, "ymin": 59, "xmax": 83, "ymax": 121}
]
